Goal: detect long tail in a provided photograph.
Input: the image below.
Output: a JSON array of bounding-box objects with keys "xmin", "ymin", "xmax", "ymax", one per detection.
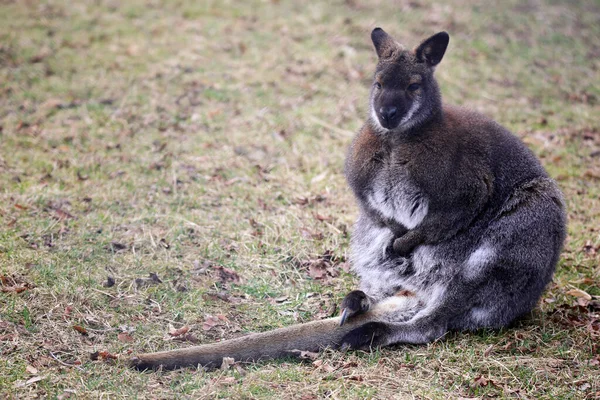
[{"xmin": 130, "ymin": 315, "xmax": 364, "ymax": 370}]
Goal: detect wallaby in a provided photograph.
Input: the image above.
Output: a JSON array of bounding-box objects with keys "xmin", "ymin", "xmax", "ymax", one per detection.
[{"xmin": 130, "ymin": 28, "xmax": 566, "ymax": 370}]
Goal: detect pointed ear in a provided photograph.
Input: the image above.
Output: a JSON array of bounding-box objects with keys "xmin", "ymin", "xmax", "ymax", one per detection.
[
  {"xmin": 371, "ymin": 27, "xmax": 399, "ymax": 59},
  {"xmin": 415, "ymin": 32, "xmax": 449, "ymax": 67}
]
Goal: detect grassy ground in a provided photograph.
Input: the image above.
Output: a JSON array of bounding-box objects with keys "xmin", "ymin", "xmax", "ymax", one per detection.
[{"xmin": 1, "ymin": 0, "xmax": 599, "ymax": 398}]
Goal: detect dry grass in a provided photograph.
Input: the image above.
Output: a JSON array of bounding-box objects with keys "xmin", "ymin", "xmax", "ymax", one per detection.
[{"xmin": 1, "ymin": 0, "xmax": 599, "ymax": 398}]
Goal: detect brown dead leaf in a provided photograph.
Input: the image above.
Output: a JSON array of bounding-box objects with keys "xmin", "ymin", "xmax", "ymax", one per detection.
[
  {"xmin": 53, "ymin": 208, "xmax": 75, "ymax": 220},
  {"xmin": 25, "ymin": 365, "xmax": 38, "ymax": 375},
  {"xmin": 90, "ymin": 350, "xmax": 117, "ymax": 361},
  {"xmin": 306, "ymin": 259, "xmax": 339, "ymax": 283},
  {"xmin": 117, "ymin": 332, "xmax": 133, "ymax": 343},
  {"xmin": 57, "ymin": 389, "xmax": 76, "ymax": 400},
  {"xmin": 566, "ymin": 288, "xmax": 592, "ymax": 300},
  {"xmin": 347, "ymin": 375, "xmax": 364, "ymax": 381},
  {"xmin": 202, "ymin": 315, "xmax": 221, "ymax": 331},
  {"xmin": 220, "ymin": 357, "xmax": 235, "ymax": 370},
  {"xmin": 577, "ymin": 297, "xmax": 590, "ymax": 307},
  {"xmin": 484, "ymin": 344, "xmax": 494, "ymax": 357},
  {"xmin": 470, "ymin": 375, "xmax": 493, "ymax": 388},
  {"xmin": 212, "ymin": 265, "xmax": 241, "ymax": 284},
  {"xmin": 570, "ymin": 277, "xmax": 595, "ymax": 285},
  {"xmin": 312, "ymin": 359, "xmax": 336, "ymax": 373},
  {"xmin": 72, "ymin": 325, "xmax": 88, "ymax": 336},
  {"xmin": 29, "ymin": 47, "xmax": 51, "ymax": 63},
  {"xmin": 0, "ymin": 274, "xmax": 33, "ymax": 294},
  {"xmin": 0, "ymin": 285, "xmax": 28, "ymax": 293},
  {"xmin": 583, "ymin": 169, "xmax": 600, "ymax": 180},
  {"xmin": 339, "ymin": 262, "xmax": 351, "ymax": 273},
  {"xmin": 217, "ymin": 376, "xmax": 236, "ymax": 386},
  {"xmin": 314, "ymin": 213, "xmax": 332, "ymax": 222},
  {"xmin": 14, "ymin": 375, "xmax": 45, "ymax": 388},
  {"xmin": 168, "ymin": 325, "xmax": 190, "ymax": 337},
  {"xmin": 172, "ymin": 333, "xmax": 200, "ymax": 343},
  {"xmin": 135, "ymin": 272, "xmax": 162, "ymax": 288},
  {"xmin": 290, "ymin": 349, "xmax": 319, "ymax": 360}
]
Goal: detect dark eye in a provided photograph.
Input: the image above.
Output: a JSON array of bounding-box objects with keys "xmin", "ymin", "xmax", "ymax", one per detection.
[
  {"xmin": 407, "ymin": 83, "xmax": 420, "ymax": 92},
  {"xmin": 406, "ymin": 83, "xmax": 421, "ymax": 92},
  {"xmin": 374, "ymin": 82, "xmax": 382, "ymax": 89}
]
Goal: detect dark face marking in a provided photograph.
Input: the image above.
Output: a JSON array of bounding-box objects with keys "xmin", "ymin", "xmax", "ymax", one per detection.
[{"xmin": 369, "ymin": 28, "xmax": 449, "ymax": 133}]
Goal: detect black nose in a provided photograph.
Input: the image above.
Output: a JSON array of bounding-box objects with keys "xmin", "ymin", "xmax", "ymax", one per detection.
[{"xmin": 379, "ymin": 106, "xmax": 397, "ymax": 122}]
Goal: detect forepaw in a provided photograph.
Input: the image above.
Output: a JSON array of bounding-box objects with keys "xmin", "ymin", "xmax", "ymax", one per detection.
[
  {"xmin": 393, "ymin": 237, "xmax": 416, "ymax": 257},
  {"xmin": 340, "ymin": 322, "xmax": 390, "ymax": 350},
  {"xmin": 339, "ymin": 290, "xmax": 372, "ymax": 326}
]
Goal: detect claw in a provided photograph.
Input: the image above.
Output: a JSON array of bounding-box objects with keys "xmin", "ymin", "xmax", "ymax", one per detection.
[{"xmin": 339, "ymin": 308, "xmax": 348, "ymax": 326}]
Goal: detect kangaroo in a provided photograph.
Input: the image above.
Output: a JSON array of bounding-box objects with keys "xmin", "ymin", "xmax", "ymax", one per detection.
[{"xmin": 130, "ymin": 29, "xmax": 566, "ymax": 370}]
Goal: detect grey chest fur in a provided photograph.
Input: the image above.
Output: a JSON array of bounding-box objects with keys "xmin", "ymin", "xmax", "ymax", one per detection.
[{"xmin": 364, "ymin": 158, "xmax": 429, "ymax": 230}]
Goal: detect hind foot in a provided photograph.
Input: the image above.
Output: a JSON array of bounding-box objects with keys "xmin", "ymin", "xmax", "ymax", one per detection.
[{"xmin": 339, "ymin": 290, "xmax": 373, "ymax": 326}]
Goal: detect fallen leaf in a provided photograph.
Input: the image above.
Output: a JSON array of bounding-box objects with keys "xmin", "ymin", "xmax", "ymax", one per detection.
[
  {"xmin": 347, "ymin": 375, "xmax": 364, "ymax": 381},
  {"xmin": 64, "ymin": 306, "xmax": 73, "ymax": 318},
  {"xmin": 14, "ymin": 375, "xmax": 45, "ymax": 388},
  {"xmin": 56, "ymin": 389, "xmax": 77, "ymax": 400},
  {"xmin": 471, "ymin": 375, "xmax": 490, "ymax": 388},
  {"xmin": 53, "ymin": 208, "xmax": 75, "ymax": 220},
  {"xmin": 339, "ymin": 262, "xmax": 351, "ymax": 273},
  {"xmin": 311, "ymin": 171, "xmax": 328, "ymax": 184},
  {"xmin": 25, "ymin": 365, "xmax": 38, "ymax": 375},
  {"xmin": 202, "ymin": 315, "xmax": 221, "ymax": 331},
  {"xmin": 221, "ymin": 357, "xmax": 235, "ymax": 370},
  {"xmin": 117, "ymin": 332, "xmax": 133, "ymax": 342},
  {"xmin": 172, "ymin": 333, "xmax": 199, "ymax": 343},
  {"xmin": 135, "ymin": 272, "xmax": 162, "ymax": 288},
  {"xmin": 90, "ymin": 351, "xmax": 117, "ymax": 361},
  {"xmin": 583, "ymin": 169, "xmax": 600, "ymax": 180},
  {"xmin": 168, "ymin": 325, "xmax": 190, "ymax": 337},
  {"xmin": 312, "ymin": 359, "xmax": 336, "ymax": 373},
  {"xmin": 270, "ymin": 295, "xmax": 289, "ymax": 304},
  {"xmin": 0, "ymin": 274, "xmax": 33, "ymax": 294},
  {"xmin": 577, "ymin": 297, "xmax": 590, "ymax": 307},
  {"xmin": 484, "ymin": 344, "xmax": 494, "ymax": 357},
  {"xmin": 308, "ymin": 261, "xmax": 328, "ymax": 279},
  {"xmin": 29, "ymin": 47, "xmax": 51, "ymax": 63},
  {"xmin": 73, "ymin": 325, "xmax": 88, "ymax": 335},
  {"xmin": 212, "ymin": 265, "xmax": 241, "ymax": 284},
  {"xmin": 57, "ymin": 389, "xmax": 76, "ymax": 400},
  {"xmin": 566, "ymin": 288, "xmax": 592, "ymax": 300},
  {"xmin": 570, "ymin": 277, "xmax": 595, "ymax": 285},
  {"xmin": 306, "ymin": 259, "xmax": 339, "ymax": 283},
  {"xmin": 0, "ymin": 285, "xmax": 28, "ymax": 293},
  {"xmin": 314, "ymin": 213, "xmax": 332, "ymax": 222},
  {"xmin": 217, "ymin": 376, "xmax": 236, "ymax": 386}
]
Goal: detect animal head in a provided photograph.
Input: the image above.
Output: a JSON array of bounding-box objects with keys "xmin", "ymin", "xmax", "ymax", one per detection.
[{"xmin": 369, "ymin": 28, "xmax": 449, "ymax": 133}]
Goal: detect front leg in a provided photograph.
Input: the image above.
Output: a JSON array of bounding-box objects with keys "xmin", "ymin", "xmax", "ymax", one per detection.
[{"xmin": 392, "ymin": 230, "xmax": 424, "ymax": 256}]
